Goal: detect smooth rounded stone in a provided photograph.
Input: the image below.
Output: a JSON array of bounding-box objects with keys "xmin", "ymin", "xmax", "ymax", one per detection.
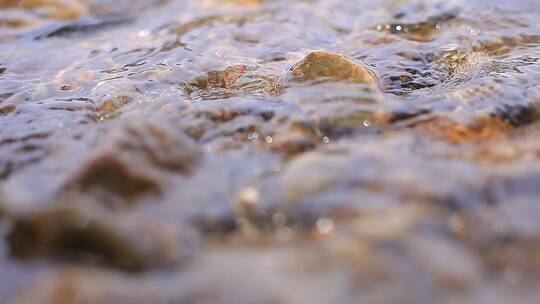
[
  {"xmin": 349, "ymin": 205, "xmax": 430, "ymax": 241},
  {"xmin": 279, "ymin": 152, "xmax": 352, "ymax": 203},
  {"xmin": 270, "ymin": 133, "xmax": 317, "ymax": 157},
  {"xmin": 282, "ymin": 52, "xmax": 386, "ymax": 138},
  {"xmin": 467, "ymin": 120, "xmax": 540, "ymax": 163},
  {"xmin": 408, "ymin": 236, "xmax": 482, "ymax": 291},
  {"xmin": 285, "ymin": 106, "xmax": 385, "ymax": 139},
  {"xmin": 287, "ymin": 52, "xmax": 378, "ymax": 86},
  {"xmin": 65, "ymin": 121, "xmax": 202, "ymax": 203},
  {"xmin": 7, "ymin": 203, "xmax": 189, "ymax": 271}
]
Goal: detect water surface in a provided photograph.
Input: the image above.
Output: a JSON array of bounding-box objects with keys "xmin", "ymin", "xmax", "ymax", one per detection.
[{"xmin": 1, "ymin": 0, "xmax": 540, "ymax": 303}]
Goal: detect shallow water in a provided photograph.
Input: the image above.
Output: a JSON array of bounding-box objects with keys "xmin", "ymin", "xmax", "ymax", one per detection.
[{"xmin": 1, "ymin": 0, "xmax": 540, "ymax": 303}]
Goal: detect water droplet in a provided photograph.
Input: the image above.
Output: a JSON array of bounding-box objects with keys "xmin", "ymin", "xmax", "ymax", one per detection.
[
  {"xmin": 138, "ymin": 30, "xmax": 150, "ymax": 38},
  {"xmin": 316, "ymin": 218, "xmax": 335, "ymax": 234},
  {"xmin": 238, "ymin": 187, "xmax": 260, "ymax": 205},
  {"xmin": 248, "ymin": 132, "xmax": 259, "ymax": 141}
]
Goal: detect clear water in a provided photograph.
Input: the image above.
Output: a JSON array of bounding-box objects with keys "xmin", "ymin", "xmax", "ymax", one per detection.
[{"xmin": 1, "ymin": 0, "xmax": 540, "ymax": 303}]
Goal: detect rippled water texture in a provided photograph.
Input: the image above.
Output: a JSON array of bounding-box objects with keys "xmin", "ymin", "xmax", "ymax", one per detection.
[{"xmin": 1, "ymin": 0, "xmax": 540, "ymax": 303}]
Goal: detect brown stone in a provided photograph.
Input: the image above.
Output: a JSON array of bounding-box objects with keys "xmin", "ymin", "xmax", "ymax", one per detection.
[
  {"xmin": 420, "ymin": 116, "xmax": 513, "ymax": 144},
  {"xmin": 7, "ymin": 204, "xmax": 188, "ymax": 270},
  {"xmin": 67, "ymin": 122, "xmax": 202, "ymax": 202},
  {"xmin": 288, "ymin": 52, "xmax": 378, "ymax": 85}
]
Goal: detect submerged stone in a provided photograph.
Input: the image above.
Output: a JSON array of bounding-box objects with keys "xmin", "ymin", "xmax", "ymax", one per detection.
[
  {"xmin": 66, "ymin": 122, "xmax": 202, "ymax": 203},
  {"xmin": 376, "ymin": 12, "xmax": 457, "ymax": 42},
  {"xmin": 279, "ymin": 152, "xmax": 351, "ymax": 203},
  {"xmin": 287, "ymin": 52, "xmax": 378, "ymax": 85},
  {"xmin": 0, "ymin": 104, "xmax": 16, "ymax": 116},
  {"xmin": 183, "ymin": 66, "xmax": 247, "ymax": 100},
  {"xmin": 184, "ymin": 66, "xmax": 281, "ymax": 100},
  {"xmin": 97, "ymin": 95, "xmax": 133, "ymax": 121},
  {"xmin": 7, "ymin": 204, "xmax": 188, "ymax": 270},
  {"xmin": 71, "ymin": 153, "xmax": 162, "ymax": 202},
  {"xmin": 0, "ymin": 0, "xmax": 89, "ymax": 20},
  {"xmin": 419, "ymin": 116, "xmax": 513, "ymax": 144}
]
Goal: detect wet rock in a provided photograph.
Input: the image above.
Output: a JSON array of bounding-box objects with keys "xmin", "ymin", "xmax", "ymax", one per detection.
[
  {"xmin": 430, "ymin": 48, "xmax": 471, "ymax": 75},
  {"xmin": 0, "ymin": 0, "xmax": 89, "ymax": 20},
  {"xmin": 279, "ymin": 152, "xmax": 351, "ymax": 203},
  {"xmin": 9, "ymin": 246, "xmax": 344, "ymax": 304},
  {"xmin": 119, "ymin": 122, "xmax": 202, "ymax": 172},
  {"xmin": 270, "ymin": 133, "xmax": 316, "ymax": 157},
  {"xmin": 419, "ymin": 116, "xmax": 513, "ymax": 144},
  {"xmin": 0, "ymin": 92, "xmax": 14, "ymax": 102},
  {"xmin": 184, "ymin": 66, "xmax": 248, "ymax": 100},
  {"xmin": 96, "ymin": 95, "xmax": 133, "ymax": 121},
  {"xmin": 235, "ymin": 74, "xmax": 283, "ymax": 95},
  {"xmin": 36, "ymin": 19, "xmax": 127, "ymax": 40},
  {"xmin": 409, "ymin": 236, "xmax": 481, "ymax": 291},
  {"xmin": 347, "ymin": 205, "xmax": 430, "ymax": 241},
  {"xmin": 66, "ymin": 122, "xmax": 201, "ymax": 202},
  {"xmin": 324, "ymin": 204, "xmax": 482, "ymax": 301},
  {"xmin": 495, "ymin": 104, "xmax": 540, "ymax": 127},
  {"xmin": 287, "ymin": 52, "xmax": 378, "ymax": 85},
  {"xmin": 0, "ymin": 104, "xmax": 16, "ymax": 116},
  {"xmin": 221, "ymin": 0, "xmax": 263, "ymax": 7},
  {"xmin": 9, "ymin": 267, "xmax": 159, "ymax": 304},
  {"xmin": 451, "ymin": 199, "xmax": 540, "ymax": 276},
  {"xmin": 70, "ymin": 153, "xmax": 162, "ymax": 202},
  {"xmin": 184, "ymin": 66, "xmax": 281, "ymax": 100},
  {"xmin": 463, "ymin": 120, "xmax": 540, "ymax": 163},
  {"xmin": 381, "ymin": 51, "xmax": 447, "ymax": 94},
  {"xmin": 195, "ymin": 66, "xmax": 247, "ymax": 90},
  {"xmin": 376, "ymin": 12, "xmax": 457, "ymax": 42},
  {"xmin": 7, "ymin": 203, "xmax": 188, "ymax": 270}
]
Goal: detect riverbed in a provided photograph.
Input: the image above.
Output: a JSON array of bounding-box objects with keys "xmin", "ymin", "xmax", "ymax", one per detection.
[{"xmin": 1, "ymin": 0, "xmax": 540, "ymax": 303}]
